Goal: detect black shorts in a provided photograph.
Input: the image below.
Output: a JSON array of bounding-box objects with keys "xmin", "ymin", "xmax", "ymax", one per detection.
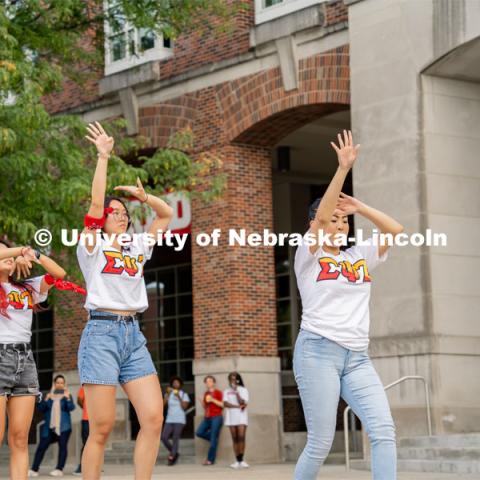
[{"xmin": 0, "ymin": 345, "xmax": 41, "ymax": 399}]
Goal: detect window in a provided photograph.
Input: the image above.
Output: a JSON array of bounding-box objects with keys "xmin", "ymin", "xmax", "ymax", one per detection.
[
  {"xmin": 275, "ymin": 245, "xmax": 301, "ymax": 371},
  {"xmin": 255, "ymin": 0, "xmax": 325, "ymax": 24},
  {"xmin": 30, "ymin": 301, "xmax": 54, "ymax": 444},
  {"xmin": 104, "ymin": 1, "xmax": 173, "ymax": 76},
  {"xmin": 141, "ymin": 263, "xmax": 193, "ymax": 384}
]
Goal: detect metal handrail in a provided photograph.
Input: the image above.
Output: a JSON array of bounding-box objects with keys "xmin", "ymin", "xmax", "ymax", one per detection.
[{"xmin": 344, "ymin": 375, "xmax": 432, "ymax": 471}]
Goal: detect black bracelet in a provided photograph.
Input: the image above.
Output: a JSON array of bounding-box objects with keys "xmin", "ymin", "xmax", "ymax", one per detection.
[{"xmin": 34, "ymin": 249, "xmax": 41, "ymax": 260}]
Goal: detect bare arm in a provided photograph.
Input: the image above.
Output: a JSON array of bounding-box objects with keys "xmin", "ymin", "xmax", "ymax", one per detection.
[
  {"xmin": 21, "ymin": 248, "xmax": 66, "ymax": 294},
  {"xmin": 114, "ymin": 178, "xmax": 174, "ymax": 236},
  {"xmin": 310, "ymin": 130, "xmax": 360, "ymax": 255},
  {"xmin": 83, "ymin": 122, "xmax": 114, "ymax": 252},
  {"xmin": 337, "ymin": 193, "xmax": 404, "ymax": 257},
  {"xmin": 0, "ymin": 247, "xmax": 24, "ymax": 261}
]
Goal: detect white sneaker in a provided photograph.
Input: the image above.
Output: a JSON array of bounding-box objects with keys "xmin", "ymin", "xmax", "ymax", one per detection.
[
  {"xmin": 230, "ymin": 461, "xmax": 240, "ymax": 469},
  {"xmin": 49, "ymin": 470, "xmax": 64, "ymax": 477},
  {"xmin": 239, "ymin": 461, "xmax": 250, "ymax": 468},
  {"xmin": 28, "ymin": 471, "xmax": 39, "ymax": 478}
]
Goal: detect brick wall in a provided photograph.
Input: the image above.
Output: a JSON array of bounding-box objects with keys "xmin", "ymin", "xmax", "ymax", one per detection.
[{"xmin": 43, "ymin": 1, "xmax": 349, "ymax": 115}]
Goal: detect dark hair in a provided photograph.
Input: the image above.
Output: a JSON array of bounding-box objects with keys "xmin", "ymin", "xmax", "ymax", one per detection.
[
  {"xmin": 204, "ymin": 375, "xmax": 216, "ymax": 384},
  {"xmin": 0, "ymin": 239, "xmax": 43, "ymax": 318},
  {"xmin": 104, "ymin": 196, "xmax": 132, "ymax": 230},
  {"xmin": 54, "ymin": 374, "xmax": 65, "ymax": 383},
  {"xmin": 169, "ymin": 376, "xmax": 183, "ymax": 387},
  {"xmin": 228, "ymin": 371, "xmax": 244, "ymax": 387},
  {"xmin": 308, "ymin": 198, "xmax": 321, "ymax": 221}
]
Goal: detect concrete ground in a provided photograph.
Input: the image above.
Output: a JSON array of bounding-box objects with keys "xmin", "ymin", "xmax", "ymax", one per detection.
[{"xmin": 3, "ymin": 464, "xmax": 476, "ymax": 479}]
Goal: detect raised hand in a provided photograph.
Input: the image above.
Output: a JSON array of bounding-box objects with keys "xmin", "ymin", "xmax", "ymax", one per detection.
[
  {"xmin": 330, "ymin": 130, "xmax": 360, "ymax": 170},
  {"xmin": 85, "ymin": 121, "xmax": 114, "ymax": 157},
  {"xmin": 13, "ymin": 255, "xmax": 33, "ymax": 279},
  {"xmin": 336, "ymin": 192, "xmax": 365, "ymax": 215},
  {"xmin": 114, "ymin": 177, "xmax": 148, "ymax": 202}
]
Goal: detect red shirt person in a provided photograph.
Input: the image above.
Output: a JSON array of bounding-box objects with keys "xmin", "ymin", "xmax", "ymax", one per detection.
[{"xmin": 195, "ymin": 375, "xmax": 224, "ymax": 465}]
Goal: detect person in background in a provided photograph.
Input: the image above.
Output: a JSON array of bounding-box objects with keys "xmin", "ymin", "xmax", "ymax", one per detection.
[
  {"xmin": 223, "ymin": 372, "xmax": 249, "ymax": 469},
  {"xmin": 73, "ymin": 386, "xmax": 89, "ymax": 476},
  {"xmin": 29, "ymin": 375, "xmax": 75, "ymax": 477},
  {"xmin": 161, "ymin": 376, "xmax": 190, "ymax": 466},
  {"xmin": 195, "ymin": 375, "xmax": 223, "ymax": 466}
]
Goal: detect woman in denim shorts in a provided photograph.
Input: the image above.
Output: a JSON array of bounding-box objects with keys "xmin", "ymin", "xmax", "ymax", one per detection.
[
  {"xmin": 77, "ymin": 122, "xmax": 173, "ymax": 479},
  {"xmin": 0, "ymin": 240, "xmax": 66, "ymax": 479}
]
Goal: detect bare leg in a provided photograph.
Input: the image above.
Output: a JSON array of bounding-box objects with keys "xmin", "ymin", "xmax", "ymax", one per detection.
[
  {"xmin": 237, "ymin": 425, "xmax": 247, "ymax": 456},
  {"xmin": 7, "ymin": 395, "xmax": 36, "ymax": 480},
  {"xmin": 81, "ymin": 385, "xmax": 116, "ymax": 480},
  {"xmin": 0, "ymin": 395, "xmax": 6, "ymax": 445},
  {"xmin": 229, "ymin": 426, "xmax": 240, "ymax": 457},
  {"xmin": 122, "ymin": 375, "xmax": 163, "ymax": 480}
]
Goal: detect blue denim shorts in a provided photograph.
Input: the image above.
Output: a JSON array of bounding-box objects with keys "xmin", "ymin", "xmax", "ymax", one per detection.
[{"xmin": 78, "ymin": 312, "xmax": 157, "ymax": 385}]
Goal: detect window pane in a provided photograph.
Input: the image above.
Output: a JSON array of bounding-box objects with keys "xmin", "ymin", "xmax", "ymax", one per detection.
[
  {"xmin": 159, "ymin": 318, "xmax": 177, "ymax": 340},
  {"xmin": 265, "ymin": 0, "xmax": 283, "ymax": 6},
  {"xmin": 128, "ymin": 29, "xmax": 136, "ymax": 56},
  {"xmin": 139, "ymin": 28, "xmax": 155, "ymax": 51},
  {"xmin": 276, "ymin": 275, "xmax": 290, "ymax": 299},
  {"xmin": 179, "ymin": 361, "xmax": 193, "ymax": 382},
  {"xmin": 179, "ymin": 316, "xmax": 193, "ymax": 337},
  {"xmin": 179, "ymin": 338, "xmax": 193, "ymax": 359},
  {"xmin": 178, "ymin": 267, "xmax": 192, "ymax": 293},
  {"xmin": 157, "ymin": 270, "xmax": 175, "ymax": 295},
  {"xmin": 157, "ymin": 341, "xmax": 177, "ymax": 361},
  {"xmin": 110, "ymin": 33, "xmax": 126, "ymax": 62},
  {"xmin": 277, "ymin": 299, "xmax": 291, "ymax": 323},
  {"xmin": 163, "ymin": 36, "xmax": 171, "ymax": 49},
  {"xmin": 162, "ymin": 296, "xmax": 176, "ymax": 317},
  {"xmin": 277, "ymin": 324, "xmax": 292, "ymax": 348},
  {"xmin": 159, "ymin": 362, "xmax": 177, "ymax": 381},
  {"xmin": 279, "ymin": 349, "xmax": 292, "ymax": 370},
  {"xmin": 178, "ymin": 295, "xmax": 192, "ymax": 315}
]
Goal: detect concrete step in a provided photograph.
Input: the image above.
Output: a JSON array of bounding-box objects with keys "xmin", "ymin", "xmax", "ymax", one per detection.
[
  {"xmin": 352, "ymin": 458, "xmax": 480, "ymax": 474},
  {"xmin": 398, "ymin": 434, "xmax": 480, "ymax": 448},
  {"xmin": 104, "ymin": 439, "xmax": 195, "ymax": 465},
  {"xmin": 398, "ymin": 446, "xmax": 480, "ymax": 461},
  {"xmin": 325, "ymin": 451, "xmax": 362, "ymax": 465}
]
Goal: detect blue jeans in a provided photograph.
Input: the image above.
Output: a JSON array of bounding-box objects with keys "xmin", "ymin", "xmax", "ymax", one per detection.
[
  {"xmin": 293, "ymin": 328, "xmax": 396, "ymax": 480},
  {"xmin": 196, "ymin": 415, "xmax": 223, "ymax": 463}
]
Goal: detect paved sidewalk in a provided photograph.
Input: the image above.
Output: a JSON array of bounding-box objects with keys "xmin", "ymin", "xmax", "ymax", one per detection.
[{"xmin": 5, "ymin": 464, "xmax": 476, "ymax": 479}]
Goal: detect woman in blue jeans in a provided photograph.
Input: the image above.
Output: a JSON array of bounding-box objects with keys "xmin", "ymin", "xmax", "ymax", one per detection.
[
  {"xmin": 30, "ymin": 375, "xmax": 75, "ymax": 477},
  {"xmin": 293, "ymin": 130, "xmax": 404, "ymax": 480}
]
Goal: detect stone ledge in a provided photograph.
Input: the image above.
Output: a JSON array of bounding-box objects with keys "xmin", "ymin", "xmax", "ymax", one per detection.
[
  {"xmin": 99, "ymin": 61, "xmax": 161, "ymax": 96},
  {"xmin": 250, "ymin": 4, "xmax": 325, "ymax": 47}
]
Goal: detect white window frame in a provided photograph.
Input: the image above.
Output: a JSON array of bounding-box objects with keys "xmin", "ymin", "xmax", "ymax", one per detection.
[
  {"xmin": 104, "ymin": 1, "xmax": 173, "ymax": 76},
  {"xmin": 255, "ymin": 0, "xmax": 325, "ymax": 25}
]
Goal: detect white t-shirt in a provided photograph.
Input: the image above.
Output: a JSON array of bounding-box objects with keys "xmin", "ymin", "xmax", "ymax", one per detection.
[
  {"xmin": 223, "ymin": 386, "xmax": 249, "ymax": 426},
  {"xmin": 0, "ymin": 276, "xmax": 48, "ymax": 343},
  {"xmin": 294, "ymin": 233, "xmax": 388, "ymax": 351},
  {"xmin": 76, "ymin": 232, "xmax": 154, "ymax": 312}
]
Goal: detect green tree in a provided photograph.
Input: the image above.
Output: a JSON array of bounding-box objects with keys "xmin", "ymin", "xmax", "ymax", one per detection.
[{"xmin": 0, "ymin": 0, "xmax": 232, "ymax": 277}]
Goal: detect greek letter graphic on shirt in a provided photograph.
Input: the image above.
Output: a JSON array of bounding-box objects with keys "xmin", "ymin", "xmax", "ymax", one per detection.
[
  {"xmin": 317, "ymin": 257, "xmax": 371, "ymax": 283},
  {"xmin": 7, "ymin": 289, "xmax": 33, "ymax": 309},
  {"xmin": 101, "ymin": 251, "xmax": 145, "ymax": 277}
]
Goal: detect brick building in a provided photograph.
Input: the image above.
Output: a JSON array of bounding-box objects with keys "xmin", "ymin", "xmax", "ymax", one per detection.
[{"xmin": 33, "ymin": 0, "xmax": 480, "ymax": 466}]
